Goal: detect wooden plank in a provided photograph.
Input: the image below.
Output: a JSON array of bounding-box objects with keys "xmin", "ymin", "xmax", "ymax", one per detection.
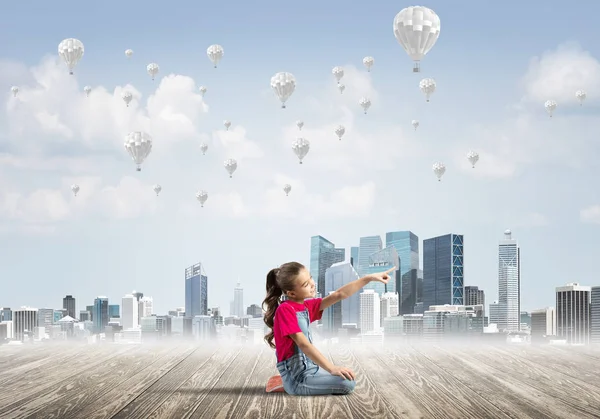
[
  {"xmin": 411, "ymin": 345, "xmax": 557, "ymax": 419},
  {"xmin": 349, "ymin": 345, "xmax": 425, "ymax": 419},
  {"xmin": 61, "ymin": 344, "xmax": 198, "ymax": 419},
  {"xmin": 108, "ymin": 346, "xmax": 219, "ymax": 418},
  {"xmin": 465, "ymin": 346, "xmax": 600, "ymax": 417},
  {"xmin": 7, "ymin": 344, "xmax": 177, "ymax": 419},
  {"xmin": 0, "ymin": 345, "xmax": 134, "ymax": 410},
  {"xmin": 144, "ymin": 345, "xmax": 244, "ymax": 419}
]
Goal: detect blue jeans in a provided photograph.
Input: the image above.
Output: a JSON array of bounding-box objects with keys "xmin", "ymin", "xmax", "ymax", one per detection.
[{"xmin": 277, "ymin": 353, "xmax": 356, "ymax": 396}]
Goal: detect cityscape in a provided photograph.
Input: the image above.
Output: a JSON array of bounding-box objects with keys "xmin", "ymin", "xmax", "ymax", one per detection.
[{"xmin": 2, "ymin": 229, "xmax": 598, "ymax": 347}]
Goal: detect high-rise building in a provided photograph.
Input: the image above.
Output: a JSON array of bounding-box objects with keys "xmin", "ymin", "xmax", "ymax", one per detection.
[
  {"xmin": 139, "ymin": 296, "xmax": 153, "ymax": 320},
  {"xmin": 380, "ymin": 292, "xmax": 399, "ymax": 326},
  {"xmin": 497, "ymin": 229, "xmax": 520, "ymax": 332},
  {"xmin": 359, "ymin": 289, "xmax": 380, "ymax": 333},
  {"xmin": 185, "ymin": 262, "xmax": 208, "ymax": 317},
  {"xmin": 556, "ymin": 283, "xmax": 591, "ymax": 345},
  {"xmin": 93, "ymin": 297, "xmax": 109, "ymax": 333},
  {"xmin": 37, "ymin": 308, "xmax": 54, "ymax": 330},
  {"xmin": 422, "ymin": 234, "xmax": 464, "ymax": 309},
  {"xmin": 0, "ymin": 308, "xmax": 11, "ymax": 322},
  {"xmin": 464, "ymin": 286, "xmax": 485, "ymax": 316},
  {"xmin": 108, "ymin": 304, "xmax": 120, "ymax": 318},
  {"xmin": 385, "ymin": 231, "xmax": 420, "ymax": 314},
  {"xmin": 592, "ymin": 286, "xmax": 600, "ymax": 344},
  {"xmin": 530, "ymin": 307, "xmax": 556, "ymax": 343},
  {"xmin": 310, "ymin": 236, "xmax": 345, "ymax": 297},
  {"xmin": 325, "ymin": 262, "xmax": 361, "ymax": 329},
  {"xmin": 13, "ymin": 307, "xmax": 38, "ymax": 341},
  {"xmin": 357, "ymin": 236, "xmax": 383, "ymax": 275},
  {"xmin": 350, "ymin": 247, "xmax": 359, "ymax": 268},
  {"xmin": 62, "ymin": 295, "xmax": 76, "ymax": 319},
  {"xmin": 362, "ymin": 246, "xmax": 400, "ymax": 296},
  {"xmin": 232, "ymin": 282, "xmax": 244, "ymax": 317},
  {"xmin": 121, "ymin": 294, "xmax": 138, "ymax": 330}
]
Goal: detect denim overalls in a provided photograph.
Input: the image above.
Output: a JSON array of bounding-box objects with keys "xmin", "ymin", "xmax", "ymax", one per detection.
[{"xmin": 275, "ymin": 307, "xmax": 356, "ymax": 396}]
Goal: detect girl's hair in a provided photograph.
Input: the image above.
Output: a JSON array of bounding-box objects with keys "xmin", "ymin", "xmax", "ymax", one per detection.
[{"xmin": 262, "ymin": 261, "xmax": 305, "ymax": 349}]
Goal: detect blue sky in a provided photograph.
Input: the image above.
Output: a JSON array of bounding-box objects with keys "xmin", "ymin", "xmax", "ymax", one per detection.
[{"xmin": 1, "ymin": 0, "xmax": 600, "ymax": 315}]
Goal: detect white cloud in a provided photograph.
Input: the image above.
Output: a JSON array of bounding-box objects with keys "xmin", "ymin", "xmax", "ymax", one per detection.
[
  {"xmin": 518, "ymin": 212, "xmax": 549, "ymax": 227},
  {"xmin": 580, "ymin": 205, "xmax": 600, "ymax": 224},
  {"xmin": 3, "ymin": 56, "xmax": 208, "ymax": 160},
  {"xmin": 178, "ymin": 191, "xmax": 250, "ymax": 219},
  {"xmin": 208, "ymin": 125, "xmax": 264, "ymax": 162},
  {"xmin": 520, "ymin": 42, "xmax": 600, "ymax": 104}
]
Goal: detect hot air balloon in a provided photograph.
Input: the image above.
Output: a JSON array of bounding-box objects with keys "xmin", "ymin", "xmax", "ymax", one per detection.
[
  {"xmin": 271, "ymin": 72, "xmax": 296, "ymax": 108},
  {"xmin": 199, "ymin": 86, "xmax": 207, "ymax": 97},
  {"xmin": 544, "ymin": 100, "xmax": 557, "ymax": 117},
  {"xmin": 147, "ymin": 63, "xmax": 159, "ymax": 81},
  {"xmin": 433, "ymin": 162, "xmax": 446, "ymax": 181},
  {"xmin": 335, "ymin": 125, "xmax": 346, "ymax": 140},
  {"xmin": 363, "ymin": 56, "xmax": 374, "ymax": 72},
  {"xmin": 393, "ymin": 6, "xmax": 441, "ymax": 72},
  {"xmin": 71, "ymin": 184, "xmax": 80, "ymax": 196},
  {"xmin": 196, "ymin": 190, "xmax": 208, "ymax": 207},
  {"xmin": 576, "ymin": 90, "xmax": 586, "ymax": 106},
  {"xmin": 223, "ymin": 120, "xmax": 231, "ymax": 130},
  {"xmin": 207, "ymin": 44, "xmax": 224, "ymax": 68},
  {"xmin": 58, "ymin": 38, "xmax": 84, "ymax": 75},
  {"xmin": 412, "ymin": 120, "xmax": 419, "ymax": 130},
  {"xmin": 83, "ymin": 86, "xmax": 91, "ymax": 97},
  {"xmin": 296, "ymin": 120, "xmax": 304, "ymax": 131},
  {"xmin": 122, "ymin": 91, "xmax": 133, "ymax": 107},
  {"xmin": 359, "ymin": 97, "xmax": 371, "ymax": 114},
  {"xmin": 224, "ymin": 158, "xmax": 237, "ymax": 178},
  {"xmin": 283, "ymin": 184, "xmax": 292, "ymax": 196},
  {"xmin": 419, "ymin": 78, "xmax": 436, "ymax": 102},
  {"xmin": 332, "ymin": 67, "xmax": 344, "ymax": 84},
  {"xmin": 11, "ymin": 86, "xmax": 18, "ymax": 97},
  {"xmin": 124, "ymin": 131, "xmax": 153, "ymax": 171},
  {"xmin": 125, "ymin": 49, "xmax": 133, "ymax": 58},
  {"xmin": 292, "ymin": 138, "xmax": 310, "ymax": 164},
  {"xmin": 467, "ymin": 151, "xmax": 479, "ymax": 168},
  {"xmin": 338, "ymin": 84, "xmax": 346, "ymax": 94},
  {"xmin": 200, "ymin": 143, "xmax": 208, "ymax": 155},
  {"xmin": 153, "ymin": 184, "xmax": 162, "ymax": 196}
]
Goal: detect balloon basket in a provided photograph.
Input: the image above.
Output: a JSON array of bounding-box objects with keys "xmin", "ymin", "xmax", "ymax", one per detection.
[{"xmin": 136, "ymin": 167, "xmax": 141, "ymax": 172}]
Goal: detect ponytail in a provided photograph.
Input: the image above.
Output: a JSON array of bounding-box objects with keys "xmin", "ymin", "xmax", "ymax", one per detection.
[
  {"xmin": 262, "ymin": 262, "xmax": 305, "ymax": 349},
  {"xmin": 263, "ymin": 268, "xmax": 282, "ymax": 349}
]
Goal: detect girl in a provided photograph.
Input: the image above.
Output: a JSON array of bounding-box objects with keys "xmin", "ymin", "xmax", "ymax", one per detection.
[{"xmin": 262, "ymin": 261, "xmax": 395, "ymax": 396}]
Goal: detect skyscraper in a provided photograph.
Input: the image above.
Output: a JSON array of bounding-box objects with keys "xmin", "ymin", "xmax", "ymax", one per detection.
[
  {"xmin": 464, "ymin": 286, "xmax": 485, "ymax": 315},
  {"xmin": 350, "ymin": 247, "xmax": 359, "ymax": 268},
  {"xmin": 422, "ymin": 234, "xmax": 464, "ymax": 310},
  {"xmin": 592, "ymin": 286, "xmax": 600, "ymax": 344},
  {"xmin": 310, "ymin": 236, "xmax": 345, "ymax": 297},
  {"xmin": 185, "ymin": 262, "xmax": 208, "ymax": 317},
  {"xmin": 232, "ymin": 282, "xmax": 244, "ymax": 317},
  {"xmin": 362, "ymin": 246, "xmax": 400, "ymax": 296},
  {"xmin": 556, "ymin": 283, "xmax": 591, "ymax": 345},
  {"xmin": 385, "ymin": 231, "xmax": 420, "ymax": 314},
  {"xmin": 498, "ymin": 229, "xmax": 520, "ymax": 332},
  {"xmin": 62, "ymin": 295, "xmax": 76, "ymax": 319},
  {"xmin": 121, "ymin": 294, "xmax": 138, "ymax": 330},
  {"xmin": 93, "ymin": 297, "xmax": 109, "ymax": 333},
  {"xmin": 325, "ymin": 261, "xmax": 361, "ymax": 327},
  {"xmin": 357, "ymin": 235, "xmax": 383, "ymax": 275}
]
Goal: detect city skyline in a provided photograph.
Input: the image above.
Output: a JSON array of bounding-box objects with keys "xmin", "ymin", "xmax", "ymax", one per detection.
[{"xmin": 2, "ymin": 1, "xmax": 600, "ymax": 314}]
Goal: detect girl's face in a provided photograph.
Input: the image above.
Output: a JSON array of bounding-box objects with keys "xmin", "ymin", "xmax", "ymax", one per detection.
[{"xmin": 287, "ymin": 268, "xmax": 316, "ymax": 301}]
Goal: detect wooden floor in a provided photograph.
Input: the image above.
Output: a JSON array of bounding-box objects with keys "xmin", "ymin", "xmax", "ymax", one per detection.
[{"xmin": 0, "ymin": 342, "xmax": 599, "ymax": 419}]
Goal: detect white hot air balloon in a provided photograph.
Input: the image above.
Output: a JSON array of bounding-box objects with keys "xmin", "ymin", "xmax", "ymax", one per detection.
[
  {"xmin": 292, "ymin": 138, "xmax": 310, "ymax": 164},
  {"xmin": 71, "ymin": 184, "xmax": 80, "ymax": 196},
  {"xmin": 153, "ymin": 184, "xmax": 162, "ymax": 196},
  {"xmin": 125, "ymin": 49, "xmax": 133, "ymax": 58},
  {"xmin": 83, "ymin": 86, "xmax": 91, "ymax": 97},
  {"xmin": 363, "ymin": 56, "xmax": 374, "ymax": 72},
  {"xmin": 124, "ymin": 131, "xmax": 153, "ymax": 171},
  {"xmin": 199, "ymin": 86, "xmax": 207, "ymax": 97},
  {"xmin": 207, "ymin": 44, "xmax": 224, "ymax": 68},
  {"xmin": 283, "ymin": 184, "xmax": 292, "ymax": 196},
  {"xmin": 576, "ymin": 90, "xmax": 586, "ymax": 106},
  {"xmin": 147, "ymin": 63, "xmax": 159, "ymax": 81},
  {"xmin": 122, "ymin": 91, "xmax": 133, "ymax": 107},
  {"xmin": 223, "ymin": 120, "xmax": 231, "ymax": 130},
  {"xmin": 335, "ymin": 125, "xmax": 346, "ymax": 140},
  {"xmin": 332, "ymin": 66, "xmax": 344, "ymax": 84},
  {"xmin": 196, "ymin": 190, "xmax": 208, "ymax": 207},
  {"xmin": 412, "ymin": 120, "xmax": 420, "ymax": 130},
  {"xmin": 11, "ymin": 86, "xmax": 18, "ymax": 97},
  {"xmin": 338, "ymin": 83, "xmax": 346, "ymax": 94},
  {"xmin": 467, "ymin": 151, "xmax": 479, "ymax": 168},
  {"xmin": 58, "ymin": 38, "xmax": 84, "ymax": 75},
  {"xmin": 296, "ymin": 120, "xmax": 304, "ymax": 131},
  {"xmin": 432, "ymin": 162, "xmax": 446, "ymax": 181},
  {"xmin": 359, "ymin": 97, "xmax": 371, "ymax": 114},
  {"xmin": 393, "ymin": 6, "xmax": 441, "ymax": 72},
  {"xmin": 271, "ymin": 72, "xmax": 296, "ymax": 108},
  {"xmin": 544, "ymin": 100, "xmax": 557, "ymax": 117},
  {"xmin": 419, "ymin": 78, "xmax": 436, "ymax": 102},
  {"xmin": 224, "ymin": 158, "xmax": 237, "ymax": 178},
  {"xmin": 200, "ymin": 143, "xmax": 208, "ymax": 155}
]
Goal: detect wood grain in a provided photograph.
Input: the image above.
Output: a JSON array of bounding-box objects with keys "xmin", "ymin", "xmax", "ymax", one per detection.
[{"xmin": 2, "ymin": 342, "xmax": 599, "ymax": 419}]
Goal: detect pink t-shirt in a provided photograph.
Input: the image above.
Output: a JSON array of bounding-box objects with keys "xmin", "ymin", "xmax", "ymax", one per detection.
[{"xmin": 273, "ymin": 298, "xmax": 323, "ymax": 362}]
